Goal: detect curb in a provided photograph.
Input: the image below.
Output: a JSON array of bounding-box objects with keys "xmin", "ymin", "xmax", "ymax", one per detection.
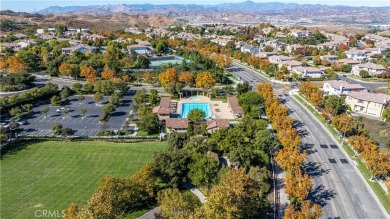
[{"xmin": 291, "ymin": 94, "xmax": 390, "ymax": 218}]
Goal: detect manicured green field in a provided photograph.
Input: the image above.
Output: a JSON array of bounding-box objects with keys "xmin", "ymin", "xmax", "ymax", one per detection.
[{"xmin": 0, "ymin": 141, "xmax": 166, "ymax": 219}]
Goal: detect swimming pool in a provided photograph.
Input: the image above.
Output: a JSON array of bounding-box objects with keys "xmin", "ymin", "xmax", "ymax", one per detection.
[{"xmin": 180, "ymin": 103, "xmax": 211, "ymax": 118}]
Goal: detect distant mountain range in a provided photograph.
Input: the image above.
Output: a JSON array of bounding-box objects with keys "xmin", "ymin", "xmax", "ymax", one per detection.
[{"xmin": 37, "ymin": 1, "xmax": 389, "ymax": 15}]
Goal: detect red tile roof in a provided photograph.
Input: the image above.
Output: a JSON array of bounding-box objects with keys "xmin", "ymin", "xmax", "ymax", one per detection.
[
  {"xmin": 227, "ymin": 96, "xmax": 244, "ymax": 115},
  {"xmin": 166, "ymin": 118, "xmax": 189, "ymax": 129},
  {"xmin": 206, "ymin": 119, "xmax": 230, "ymax": 130},
  {"xmin": 158, "ymin": 97, "xmax": 171, "ymax": 114}
]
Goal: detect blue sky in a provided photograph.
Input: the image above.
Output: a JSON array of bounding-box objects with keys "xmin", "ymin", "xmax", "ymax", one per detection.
[{"xmin": 2, "ymin": 0, "xmax": 389, "ymax": 12}]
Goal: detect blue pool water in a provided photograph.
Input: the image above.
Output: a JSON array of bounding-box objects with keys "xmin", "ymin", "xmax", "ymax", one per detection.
[{"xmin": 180, "ymin": 103, "xmax": 211, "ymax": 118}]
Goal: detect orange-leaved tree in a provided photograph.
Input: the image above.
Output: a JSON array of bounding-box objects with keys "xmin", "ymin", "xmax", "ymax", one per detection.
[
  {"xmin": 284, "ymin": 200, "xmax": 323, "ymax": 219},
  {"xmin": 101, "ymin": 68, "xmax": 116, "ymax": 80},
  {"xmin": 6, "ymin": 56, "xmax": 27, "ymax": 73},
  {"xmin": 158, "ymin": 68, "xmax": 178, "ymax": 88},
  {"xmin": 178, "ymin": 71, "xmax": 193, "ymax": 86},
  {"xmin": 143, "ymin": 72, "xmax": 153, "ymax": 84},
  {"xmin": 195, "ymin": 72, "xmax": 216, "ymax": 89},
  {"xmin": 80, "ymin": 66, "xmax": 97, "ymax": 83},
  {"xmin": 59, "ymin": 63, "xmax": 77, "ymax": 78}
]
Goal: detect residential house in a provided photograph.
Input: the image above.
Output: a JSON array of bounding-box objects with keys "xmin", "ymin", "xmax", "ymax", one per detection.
[
  {"xmin": 61, "ymin": 45, "xmax": 96, "ymax": 55},
  {"xmin": 241, "ymin": 44, "xmax": 259, "ymax": 54},
  {"xmin": 165, "ymin": 118, "xmax": 189, "ymax": 133},
  {"xmin": 206, "ymin": 119, "xmax": 230, "ymax": 133},
  {"xmin": 286, "ymin": 44, "xmax": 304, "ymax": 54},
  {"xmin": 364, "ymin": 47, "xmax": 387, "ymax": 55},
  {"xmin": 17, "ymin": 40, "xmax": 37, "ymax": 48},
  {"xmin": 316, "ymin": 41, "xmax": 339, "ymax": 51},
  {"xmin": 345, "ymin": 49, "xmax": 366, "ymax": 61},
  {"xmin": 0, "ymin": 43, "xmax": 21, "ymax": 51},
  {"xmin": 157, "ymin": 97, "xmax": 171, "ymax": 120},
  {"xmin": 291, "ymin": 66, "xmax": 322, "ymax": 78},
  {"xmin": 82, "ymin": 34, "xmax": 106, "ymax": 42},
  {"xmin": 334, "ymin": 59, "xmax": 361, "ymax": 66},
  {"xmin": 289, "ymin": 29, "xmax": 311, "ymax": 39},
  {"xmin": 268, "ymin": 55, "xmax": 294, "ymax": 64},
  {"xmin": 320, "ymin": 55, "xmax": 338, "ymax": 63},
  {"xmin": 227, "ymin": 96, "xmax": 244, "ymax": 118},
  {"xmin": 322, "ymin": 80, "xmax": 366, "ymax": 96},
  {"xmin": 352, "ymin": 62, "xmax": 387, "ymax": 76},
  {"xmin": 279, "ymin": 60, "xmax": 302, "ymax": 70},
  {"xmin": 345, "ymin": 91, "xmax": 390, "ymax": 118},
  {"xmin": 257, "ymin": 51, "xmax": 277, "ymax": 59},
  {"xmin": 15, "ymin": 33, "xmax": 26, "ymax": 39}
]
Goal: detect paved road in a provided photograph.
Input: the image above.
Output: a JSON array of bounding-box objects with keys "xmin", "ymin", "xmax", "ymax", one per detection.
[
  {"xmin": 227, "ymin": 63, "xmax": 389, "ymax": 218},
  {"xmin": 284, "ymin": 95, "xmax": 388, "ymax": 219}
]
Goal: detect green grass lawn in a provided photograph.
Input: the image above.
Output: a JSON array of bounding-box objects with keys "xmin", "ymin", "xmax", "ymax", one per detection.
[{"xmin": 0, "ymin": 141, "xmax": 166, "ymax": 219}]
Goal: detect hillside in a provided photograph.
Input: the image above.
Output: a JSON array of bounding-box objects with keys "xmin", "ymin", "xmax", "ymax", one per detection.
[{"xmin": 0, "ymin": 11, "xmax": 179, "ymax": 30}]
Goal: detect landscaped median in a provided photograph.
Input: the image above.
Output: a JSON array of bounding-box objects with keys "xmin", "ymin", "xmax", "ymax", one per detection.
[{"xmin": 292, "ymin": 94, "xmax": 390, "ymax": 215}]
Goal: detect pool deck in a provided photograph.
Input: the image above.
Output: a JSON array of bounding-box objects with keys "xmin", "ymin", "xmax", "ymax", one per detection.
[{"xmin": 174, "ymin": 96, "xmax": 235, "ymax": 119}]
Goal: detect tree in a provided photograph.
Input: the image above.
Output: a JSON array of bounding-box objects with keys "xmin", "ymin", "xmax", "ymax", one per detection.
[
  {"xmin": 80, "ymin": 66, "xmax": 97, "ymax": 83},
  {"xmin": 178, "ymin": 72, "xmax": 194, "ymax": 86},
  {"xmin": 151, "ymin": 148, "xmax": 191, "ymax": 187},
  {"xmin": 63, "ymin": 203, "xmax": 79, "ymax": 219},
  {"xmin": 93, "ymin": 92, "xmax": 104, "ymax": 105},
  {"xmin": 284, "ymin": 171, "xmax": 312, "ymax": 204},
  {"xmin": 55, "ymin": 24, "xmax": 66, "ymax": 37},
  {"xmin": 59, "ymin": 63, "xmax": 78, "ymax": 78},
  {"xmin": 136, "ymin": 55, "xmax": 150, "ymax": 69},
  {"xmin": 143, "ymin": 72, "xmax": 153, "ymax": 84},
  {"xmin": 159, "ymin": 68, "xmax": 178, "ymax": 89},
  {"xmin": 284, "ymin": 200, "xmax": 323, "ymax": 219},
  {"xmin": 196, "ymin": 72, "xmax": 216, "ymax": 89},
  {"xmin": 40, "ymin": 107, "xmax": 49, "ymax": 117},
  {"xmin": 102, "ymin": 103, "xmax": 116, "ymax": 115},
  {"xmin": 332, "ymin": 114, "xmax": 354, "ymax": 135},
  {"xmin": 9, "ymin": 107, "xmax": 22, "ymax": 118},
  {"xmin": 149, "ymin": 89, "xmax": 159, "ymax": 106},
  {"xmin": 50, "ymin": 95, "xmax": 62, "ymax": 106},
  {"xmin": 138, "ymin": 112, "xmax": 160, "ymax": 134},
  {"xmin": 158, "ymin": 188, "xmax": 200, "ymax": 219},
  {"xmin": 359, "ymin": 70, "xmax": 370, "ymax": 78},
  {"xmin": 60, "ymin": 86, "xmax": 71, "ymax": 99},
  {"xmin": 342, "ymin": 64, "xmax": 352, "ymax": 73},
  {"xmin": 101, "ymin": 68, "xmax": 116, "ymax": 80},
  {"xmin": 324, "ymin": 95, "xmax": 346, "ymax": 116},
  {"xmin": 80, "ymin": 108, "xmax": 87, "ymax": 118},
  {"xmin": 236, "ymin": 82, "xmax": 252, "ymax": 95},
  {"xmin": 51, "ymin": 123, "xmax": 63, "ymax": 135},
  {"xmin": 61, "ymin": 127, "xmax": 73, "ymax": 138},
  {"xmin": 187, "ymin": 109, "xmax": 206, "ymax": 122},
  {"xmin": 204, "ymin": 168, "xmax": 268, "ymax": 219},
  {"xmin": 238, "ymin": 91, "xmax": 263, "ymax": 112},
  {"xmin": 188, "ymin": 155, "xmax": 219, "ymax": 187},
  {"xmin": 6, "ymin": 56, "xmax": 27, "ymax": 73}
]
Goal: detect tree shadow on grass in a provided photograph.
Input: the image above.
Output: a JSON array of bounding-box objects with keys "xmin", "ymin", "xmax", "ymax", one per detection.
[{"xmin": 0, "ymin": 139, "xmax": 44, "ymax": 159}]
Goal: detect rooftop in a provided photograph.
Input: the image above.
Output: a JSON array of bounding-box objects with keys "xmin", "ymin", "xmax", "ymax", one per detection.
[
  {"xmin": 325, "ymin": 80, "xmax": 366, "ymax": 90},
  {"xmin": 347, "ymin": 91, "xmax": 390, "ymax": 104},
  {"xmin": 165, "ymin": 118, "xmax": 189, "ymax": 129}
]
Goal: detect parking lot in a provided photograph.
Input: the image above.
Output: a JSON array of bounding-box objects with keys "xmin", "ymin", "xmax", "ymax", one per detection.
[{"xmin": 20, "ymin": 93, "xmax": 132, "ymax": 137}]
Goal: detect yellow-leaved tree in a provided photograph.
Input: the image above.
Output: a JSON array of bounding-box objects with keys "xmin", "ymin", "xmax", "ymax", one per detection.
[
  {"xmin": 158, "ymin": 68, "xmax": 178, "ymax": 88},
  {"xmin": 195, "ymin": 72, "xmax": 216, "ymax": 89}
]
